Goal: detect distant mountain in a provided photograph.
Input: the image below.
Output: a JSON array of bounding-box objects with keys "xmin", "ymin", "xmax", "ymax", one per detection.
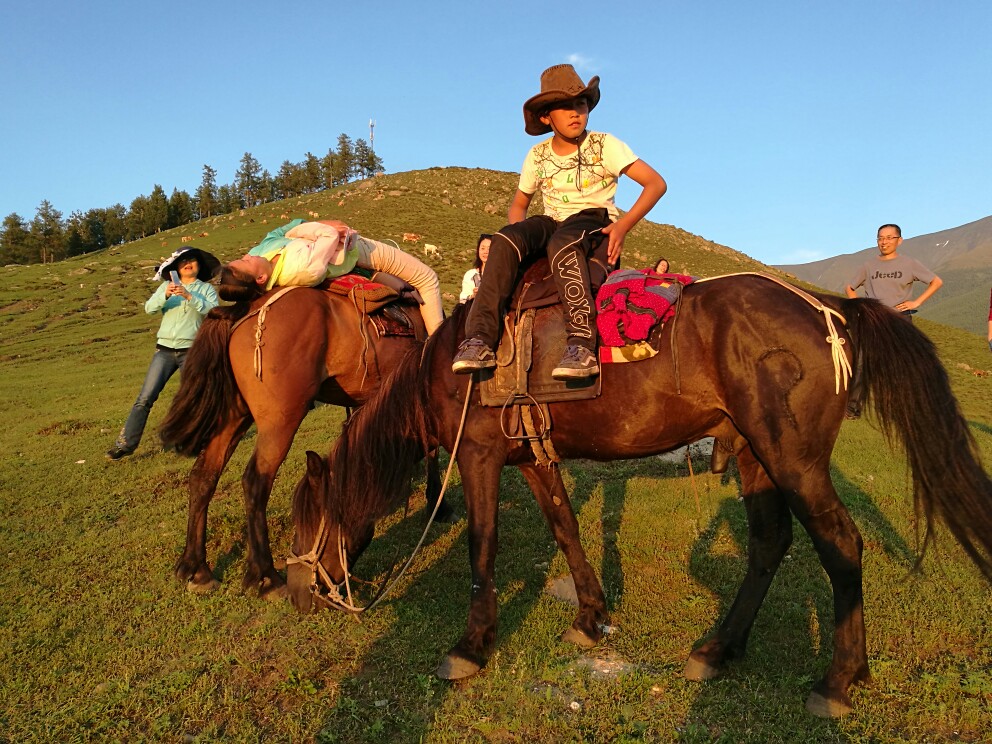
[{"xmin": 775, "ymin": 216, "xmax": 992, "ymax": 335}]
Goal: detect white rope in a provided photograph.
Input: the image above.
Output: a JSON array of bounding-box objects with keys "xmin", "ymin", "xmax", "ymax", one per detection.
[{"xmin": 694, "ymin": 271, "xmax": 852, "ymax": 394}]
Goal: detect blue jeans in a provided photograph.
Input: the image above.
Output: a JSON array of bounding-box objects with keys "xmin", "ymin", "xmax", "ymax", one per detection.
[{"xmin": 116, "ymin": 347, "xmax": 187, "ymax": 451}]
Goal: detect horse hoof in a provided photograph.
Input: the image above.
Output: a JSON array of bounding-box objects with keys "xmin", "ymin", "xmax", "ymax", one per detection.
[
  {"xmin": 261, "ymin": 584, "xmax": 287, "ymax": 602},
  {"xmin": 186, "ymin": 578, "xmax": 220, "ymax": 595},
  {"xmin": 436, "ymin": 655, "xmax": 481, "ymax": 680},
  {"xmin": 562, "ymin": 626, "xmax": 597, "ymax": 648},
  {"xmin": 684, "ymin": 655, "xmax": 720, "ymax": 681},
  {"xmin": 805, "ymin": 691, "xmax": 852, "ymax": 718}
]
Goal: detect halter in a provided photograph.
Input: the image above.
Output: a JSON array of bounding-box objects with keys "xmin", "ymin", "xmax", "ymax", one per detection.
[{"xmin": 287, "ymin": 374, "xmax": 476, "ymax": 613}]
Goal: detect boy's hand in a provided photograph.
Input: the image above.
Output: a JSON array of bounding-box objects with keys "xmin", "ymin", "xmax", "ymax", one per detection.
[{"xmin": 601, "ymin": 222, "xmax": 628, "ymax": 264}]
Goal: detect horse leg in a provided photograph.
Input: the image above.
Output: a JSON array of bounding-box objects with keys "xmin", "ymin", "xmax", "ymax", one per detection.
[
  {"xmin": 436, "ymin": 448, "xmax": 503, "ymax": 680},
  {"xmin": 782, "ymin": 477, "xmax": 870, "ymax": 717},
  {"xmin": 686, "ymin": 447, "xmax": 792, "ymax": 679},
  {"xmin": 175, "ymin": 414, "xmax": 252, "ymax": 591},
  {"xmin": 424, "ymin": 447, "xmax": 456, "ymax": 523},
  {"xmin": 240, "ymin": 417, "xmax": 307, "ymax": 599},
  {"xmin": 518, "ymin": 462, "xmax": 609, "ymax": 648}
]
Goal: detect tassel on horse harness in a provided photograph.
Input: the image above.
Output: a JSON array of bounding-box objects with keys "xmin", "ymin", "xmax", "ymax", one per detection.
[{"xmin": 229, "ymin": 285, "xmax": 301, "ymax": 381}]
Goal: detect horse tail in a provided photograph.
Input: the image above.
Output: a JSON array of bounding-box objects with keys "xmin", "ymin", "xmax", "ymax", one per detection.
[
  {"xmin": 324, "ymin": 341, "xmax": 434, "ymax": 527},
  {"xmin": 844, "ymin": 298, "xmax": 992, "ymax": 580},
  {"xmin": 159, "ymin": 304, "xmax": 249, "ymax": 455}
]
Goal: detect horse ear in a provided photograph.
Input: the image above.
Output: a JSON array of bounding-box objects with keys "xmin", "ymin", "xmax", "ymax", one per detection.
[{"xmin": 304, "ymin": 451, "xmax": 326, "ymax": 480}]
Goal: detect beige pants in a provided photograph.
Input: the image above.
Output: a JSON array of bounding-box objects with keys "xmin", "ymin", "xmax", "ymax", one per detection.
[{"xmin": 354, "ymin": 237, "xmax": 445, "ymax": 334}]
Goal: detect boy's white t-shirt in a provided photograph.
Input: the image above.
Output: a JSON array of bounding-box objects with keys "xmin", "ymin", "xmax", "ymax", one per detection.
[{"xmin": 518, "ymin": 131, "xmax": 637, "ymax": 222}]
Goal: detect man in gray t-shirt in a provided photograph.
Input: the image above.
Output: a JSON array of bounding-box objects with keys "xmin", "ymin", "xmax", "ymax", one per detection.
[
  {"xmin": 845, "ymin": 223, "xmax": 942, "ymax": 316},
  {"xmin": 842, "ymin": 223, "xmax": 943, "ymax": 420}
]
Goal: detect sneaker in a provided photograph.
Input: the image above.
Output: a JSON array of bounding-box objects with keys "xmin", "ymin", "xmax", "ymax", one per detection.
[
  {"xmin": 451, "ymin": 337, "xmax": 496, "ymax": 373},
  {"xmin": 552, "ymin": 344, "xmax": 600, "ymax": 380},
  {"xmin": 106, "ymin": 445, "xmax": 134, "ymax": 461}
]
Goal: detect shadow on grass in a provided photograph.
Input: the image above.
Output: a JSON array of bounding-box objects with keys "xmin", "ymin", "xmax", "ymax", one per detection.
[{"xmin": 302, "ymin": 463, "xmax": 579, "ymax": 741}]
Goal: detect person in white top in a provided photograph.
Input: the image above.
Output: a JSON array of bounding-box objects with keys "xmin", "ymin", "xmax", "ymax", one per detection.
[
  {"xmin": 459, "ymin": 234, "xmax": 492, "ymax": 303},
  {"xmin": 452, "ymin": 64, "xmax": 667, "ymax": 379}
]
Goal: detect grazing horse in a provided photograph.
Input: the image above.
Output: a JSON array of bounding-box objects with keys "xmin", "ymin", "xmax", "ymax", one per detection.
[
  {"xmin": 160, "ymin": 286, "xmax": 448, "ymax": 597},
  {"xmin": 287, "ymin": 274, "xmax": 992, "ymax": 716}
]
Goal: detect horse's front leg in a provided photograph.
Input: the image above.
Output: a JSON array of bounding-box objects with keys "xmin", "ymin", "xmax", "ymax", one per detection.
[
  {"xmin": 436, "ymin": 447, "xmax": 503, "ymax": 680},
  {"xmin": 240, "ymin": 421, "xmax": 301, "ymax": 599},
  {"xmin": 518, "ymin": 461, "xmax": 609, "ymax": 648},
  {"xmin": 176, "ymin": 416, "xmax": 251, "ymax": 592}
]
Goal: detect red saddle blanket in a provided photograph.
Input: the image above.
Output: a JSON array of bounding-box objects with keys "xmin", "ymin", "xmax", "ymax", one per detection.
[{"xmin": 595, "ymin": 269, "xmax": 694, "ymax": 347}]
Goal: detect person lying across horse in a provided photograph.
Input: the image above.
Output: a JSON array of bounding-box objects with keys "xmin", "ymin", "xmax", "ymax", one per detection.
[{"xmin": 222, "ymin": 218, "xmax": 445, "ymax": 334}]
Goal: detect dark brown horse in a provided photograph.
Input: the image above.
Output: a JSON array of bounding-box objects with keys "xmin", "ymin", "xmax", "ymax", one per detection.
[
  {"xmin": 287, "ymin": 274, "xmax": 992, "ymax": 716},
  {"xmin": 160, "ymin": 286, "xmax": 448, "ymax": 598}
]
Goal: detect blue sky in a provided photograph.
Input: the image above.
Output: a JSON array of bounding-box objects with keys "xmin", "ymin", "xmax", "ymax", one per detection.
[{"xmin": 1, "ymin": 0, "xmax": 990, "ymax": 266}]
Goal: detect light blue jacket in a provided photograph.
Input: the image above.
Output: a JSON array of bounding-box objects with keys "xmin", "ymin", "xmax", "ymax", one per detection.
[{"xmin": 144, "ymin": 278, "xmax": 219, "ymax": 349}]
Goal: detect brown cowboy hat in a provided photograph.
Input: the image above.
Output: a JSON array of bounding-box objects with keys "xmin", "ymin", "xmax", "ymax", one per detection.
[{"xmin": 522, "ymin": 64, "xmax": 601, "ymax": 136}]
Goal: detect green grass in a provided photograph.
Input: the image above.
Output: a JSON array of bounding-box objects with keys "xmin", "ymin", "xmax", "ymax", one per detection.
[{"xmin": 1, "ymin": 169, "xmax": 990, "ymax": 742}]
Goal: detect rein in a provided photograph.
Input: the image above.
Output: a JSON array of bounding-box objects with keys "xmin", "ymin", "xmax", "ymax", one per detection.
[
  {"xmin": 694, "ymin": 272, "xmax": 853, "ymax": 394},
  {"xmin": 288, "ymin": 375, "xmax": 476, "ymax": 614}
]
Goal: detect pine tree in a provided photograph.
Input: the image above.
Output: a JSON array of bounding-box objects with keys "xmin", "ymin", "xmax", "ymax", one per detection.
[
  {"xmin": 0, "ymin": 213, "xmax": 32, "ymax": 264},
  {"xmin": 31, "ymin": 200, "xmax": 65, "ymax": 263},
  {"xmin": 235, "ymin": 152, "xmax": 263, "ymax": 208},
  {"xmin": 100, "ymin": 204, "xmax": 127, "ymax": 247},
  {"xmin": 321, "ymin": 149, "xmax": 338, "ymax": 190},
  {"xmin": 126, "ymin": 194, "xmax": 150, "ymax": 241},
  {"xmin": 353, "ymin": 138, "xmax": 383, "ymax": 179},
  {"xmin": 302, "ymin": 152, "xmax": 322, "ymax": 193},
  {"xmin": 168, "ymin": 188, "xmax": 195, "ymax": 228},
  {"xmin": 197, "ymin": 164, "xmax": 218, "ymax": 219},
  {"xmin": 148, "ymin": 185, "xmax": 170, "ymax": 233},
  {"xmin": 331, "ymin": 134, "xmax": 354, "ymax": 186}
]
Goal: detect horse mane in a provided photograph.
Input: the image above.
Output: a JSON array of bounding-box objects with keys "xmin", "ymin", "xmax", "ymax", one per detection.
[
  {"xmin": 323, "ymin": 338, "xmax": 439, "ymax": 529},
  {"xmin": 158, "ymin": 300, "xmax": 252, "ymax": 454}
]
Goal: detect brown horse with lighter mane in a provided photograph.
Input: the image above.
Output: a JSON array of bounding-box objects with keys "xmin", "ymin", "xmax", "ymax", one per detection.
[
  {"xmin": 288, "ymin": 274, "xmax": 992, "ymax": 717},
  {"xmin": 160, "ymin": 280, "xmax": 447, "ymax": 598}
]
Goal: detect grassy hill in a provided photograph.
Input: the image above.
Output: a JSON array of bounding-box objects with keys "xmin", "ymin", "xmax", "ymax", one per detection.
[{"xmin": 1, "ymin": 168, "xmax": 991, "ymax": 742}]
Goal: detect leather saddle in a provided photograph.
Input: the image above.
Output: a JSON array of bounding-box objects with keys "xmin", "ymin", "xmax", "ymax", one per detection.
[{"xmin": 478, "ymin": 255, "xmax": 609, "ymax": 408}]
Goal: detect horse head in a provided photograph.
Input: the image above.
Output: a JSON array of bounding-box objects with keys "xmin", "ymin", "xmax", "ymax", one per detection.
[{"xmin": 287, "ymin": 450, "xmax": 376, "ymax": 613}]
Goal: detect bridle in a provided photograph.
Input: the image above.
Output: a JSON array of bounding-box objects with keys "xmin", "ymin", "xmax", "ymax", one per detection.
[{"xmin": 287, "ymin": 375, "xmax": 475, "ymax": 614}]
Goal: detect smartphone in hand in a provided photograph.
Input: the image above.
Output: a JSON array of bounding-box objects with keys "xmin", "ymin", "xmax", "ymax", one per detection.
[{"xmin": 169, "ymin": 270, "xmax": 181, "ymax": 285}]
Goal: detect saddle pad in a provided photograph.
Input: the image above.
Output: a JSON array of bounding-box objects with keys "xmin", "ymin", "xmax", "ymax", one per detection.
[
  {"xmin": 479, "ymin": 305, "xmax": 601, "ymax": 407},
  {"xmin": 596, "ymin": 269, "xmax": 694, "ymax": 347}
]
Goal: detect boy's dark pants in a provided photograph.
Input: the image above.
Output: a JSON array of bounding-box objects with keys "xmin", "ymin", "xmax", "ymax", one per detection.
[{"xmin": 465, "ymin": 208, "xmax": 610, "ymax": 350}]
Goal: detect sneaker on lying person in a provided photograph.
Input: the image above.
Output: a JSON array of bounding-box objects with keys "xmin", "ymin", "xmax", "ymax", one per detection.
[
  {"xmin": 552, "ymin": 344, "xmax": 600, "ymax": 380},
  {"xmin": 451, "ymin": 337, "xmax": 496, "ymax": 374}
]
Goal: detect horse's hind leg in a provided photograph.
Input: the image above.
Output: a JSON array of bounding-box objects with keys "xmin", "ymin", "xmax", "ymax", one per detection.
[
  {"xmin": 782, "ymin": 474, "xmax": 869, "ymax": 717},
  {"xmin": 518, "ymin": 462, "xmax": 609, "ymax": 648},
  {"xmin": 686, "ymin": 448, "xmax": 793, "ymax": 678},
  {"xmin": 176, "ymin": 415, "xmax": 252, "ymax": 591},
  {"xmin": 757, "ymin": 449, "xmax": 869, "ymax": 717}
]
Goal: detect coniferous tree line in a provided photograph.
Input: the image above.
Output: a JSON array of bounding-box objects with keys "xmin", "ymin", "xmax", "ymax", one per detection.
[{"xmin": 0, "ymin": 134, "xmax": 382, "ymax": 265}]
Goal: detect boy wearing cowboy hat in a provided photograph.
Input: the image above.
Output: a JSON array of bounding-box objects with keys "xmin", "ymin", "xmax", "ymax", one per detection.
[
  {"xmin": 106, "ymin": 247, "xmax": 220, "ymax": 460},
  {"xmin": 452, "ymin": 63, "xmax": 667, "ymax": 379}
]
